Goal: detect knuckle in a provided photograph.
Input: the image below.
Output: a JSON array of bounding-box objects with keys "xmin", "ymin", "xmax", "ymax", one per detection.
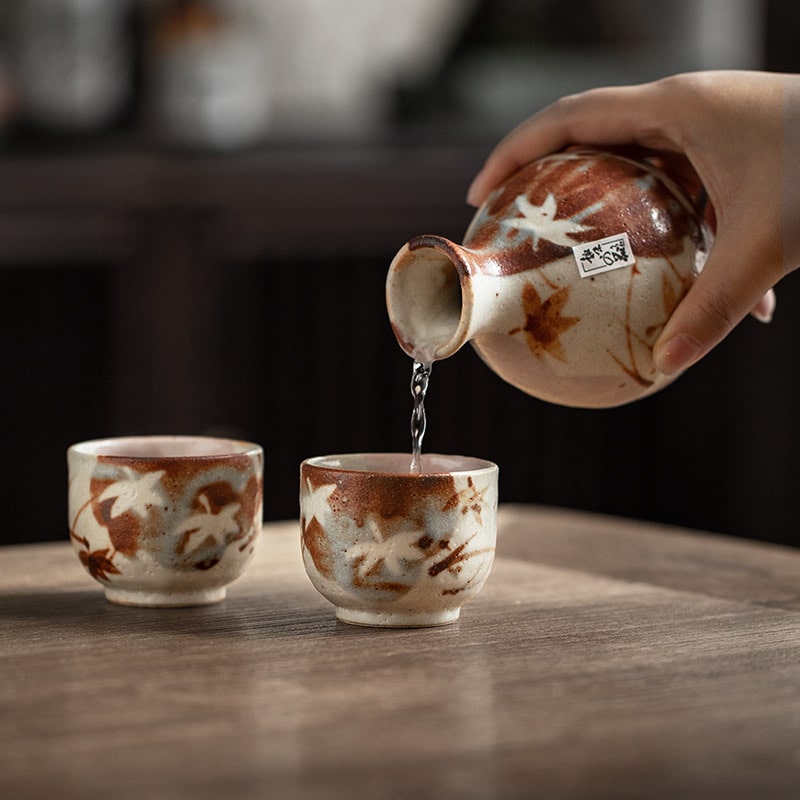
[{"xmin": 691, "ymin": 287, "xmax": 739, "ymax": 336}]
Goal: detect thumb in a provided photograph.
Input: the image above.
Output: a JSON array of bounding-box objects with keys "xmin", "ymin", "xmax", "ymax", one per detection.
[{"xmin": 653, "ymin": 226, "xmax": 781, "ymax": 375}]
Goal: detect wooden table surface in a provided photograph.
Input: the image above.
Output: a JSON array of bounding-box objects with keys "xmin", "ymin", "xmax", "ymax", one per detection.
[{"xmin": 3, "ymin": 505, "xmax": 800, "ymax": 800}]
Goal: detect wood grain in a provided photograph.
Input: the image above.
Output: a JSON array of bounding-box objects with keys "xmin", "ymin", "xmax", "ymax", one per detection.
[{"xmin": 3, "ymin": 506, "xmax": 800, "ymax": 799}]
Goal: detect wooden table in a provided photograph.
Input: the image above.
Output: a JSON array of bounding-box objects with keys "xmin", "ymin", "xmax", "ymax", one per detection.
[{"xmin": 3, "ymin": 505, "xmax": 800, "ymax": 800}]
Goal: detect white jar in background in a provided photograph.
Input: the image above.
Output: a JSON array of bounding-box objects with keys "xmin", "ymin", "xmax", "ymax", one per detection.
[
  {"xmin": 146, "ymin": 0, "xmax": 271, "ymax": 150},
  {"xmin": 13, "ymin": 0, "xmax": 134, "ymax": 133}
]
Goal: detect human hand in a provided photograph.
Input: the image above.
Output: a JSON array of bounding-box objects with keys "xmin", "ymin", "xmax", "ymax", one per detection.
[{"xmin": 467, "ymin": 71, "xmax": 799, "ymax": 375}]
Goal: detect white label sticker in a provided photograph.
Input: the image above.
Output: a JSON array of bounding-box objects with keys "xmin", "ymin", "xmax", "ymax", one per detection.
[{"xmin": 572, "ymin": 232, "xmax": 635, "ymax": 277}]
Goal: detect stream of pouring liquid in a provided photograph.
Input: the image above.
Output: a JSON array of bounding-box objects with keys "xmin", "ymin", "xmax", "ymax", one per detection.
[{"xmin": 409, "ymin": 359, "xmax": 432, "ymax": 473}]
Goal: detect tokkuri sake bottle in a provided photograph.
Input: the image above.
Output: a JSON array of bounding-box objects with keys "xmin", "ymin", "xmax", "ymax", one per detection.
[{"xmin": 386, "ymin": 148, "xmax": 712, "ymax": 408}]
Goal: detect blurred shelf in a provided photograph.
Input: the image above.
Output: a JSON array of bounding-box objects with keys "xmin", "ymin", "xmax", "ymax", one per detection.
[{"xmin": 0, "ymin": 141, "xmax": 485, "ymax": 264}]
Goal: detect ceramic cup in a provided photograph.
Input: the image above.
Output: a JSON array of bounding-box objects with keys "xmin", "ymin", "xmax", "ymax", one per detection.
[
  {"xmin": 68, "ymin": 435, "xmax": 263, "ymax": 607},
  {"xmin": 299, "ymin": 453, "xmax": 499, "ymax": 627}
]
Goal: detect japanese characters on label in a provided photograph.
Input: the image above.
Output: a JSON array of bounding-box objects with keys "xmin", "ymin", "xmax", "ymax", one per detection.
[{"xmin": 573, "ymin": 232, "xmax": 635, "ymax": 278}]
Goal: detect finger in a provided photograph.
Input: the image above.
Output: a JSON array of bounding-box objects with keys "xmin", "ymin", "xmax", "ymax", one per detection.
[
  {"xmin": 749, "ymin": 289, "xmax": 776, "ymax": 323},
  {"xmin": 466, "ymin": 109, "xmax": 577, "ymax": 206},
  {"xmin": 467, "ymin": 82, "xmax": 674, "ymax": 206},
  {"xmin": 653, "ymin": 233, "xmax": 781, "ymax": 375}
]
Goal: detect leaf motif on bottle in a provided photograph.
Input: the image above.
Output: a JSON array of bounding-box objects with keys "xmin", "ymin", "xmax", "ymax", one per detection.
[
  {"xmin": 509, "ymin": 283, "xmax": 579, "ymax": 361},
  {"xmin": 502, "ymin": 193, "xmax": 594, "ymax": 249}
]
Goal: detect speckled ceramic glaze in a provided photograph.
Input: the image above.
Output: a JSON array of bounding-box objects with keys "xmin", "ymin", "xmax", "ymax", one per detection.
[
  {"xmin": 300, "ymin": 453, "xmax": 498, "ymax": 627},
  {"xmin": 68, "ymin": 436, "xmax": 263, "ymax": 606},
  {"xmin": 386, "ymin": 148, "xmax": 713, "ymax": 408}
]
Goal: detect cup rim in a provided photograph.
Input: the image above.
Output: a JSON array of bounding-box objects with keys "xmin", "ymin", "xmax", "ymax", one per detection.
[
  {"xmin": 69, "ymin": 435, "xmax": 263, "ymax": 460},
  {"xmin": 301, "ymin": 452, "xmax": 497, "ymax": 476}
]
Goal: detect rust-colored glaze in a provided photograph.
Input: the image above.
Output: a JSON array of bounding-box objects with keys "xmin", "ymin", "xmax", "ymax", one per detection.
[
  {"xmin": 235, "ymin": 474, "xmax": 262, "ymax": 551},
  {"xmin": 608, "ymin": 351, "xmax": 654, "ymax": 389},
  {"xmin": 79, "ymin": 548, "xmax": 122, "ymax": 582},
  {"xmin": 619, "ymin": 264, "xmax": 650, "ymax": 388},
  {"xmin": 105, "ymin": 506, "xmax": 146, "ymax": 556},
  {"xmin": 442, "ymin": 477, "xmax": 487, "ymax": 524},
  {"xmin": 427, "ymin": 537, "xmax": 494, "ymax": 579},
  {"xmin": 74, "ymin": 452, "xmax": 261, "ymax": 580},
  {"xmin": 123, "ymin": 454, "xmax": 252, "ymax": 505},
  {"xmin": 175, "ymin": 526, "xmax": 202, "ymax": 556},
  {"xmin": 508, "ymin": 283, "xmax": 579, "ymax": 361},
  {"xmin": 390, "ymin": 320, "xmax": 416, "ymax": 360},
  {"xmin": 90, "ymin": 479, "xmax": 143, "ymax": 557},
  {"xmin": 466, "ymin": 150, "xmax": 698, "ymax": 276},
  {"xmin": 302, "ymin": 516, "xmax": 333, "ymax": 579},
  {"xmin": 429, "ymin": 540, "xmax": 470, "ymax": 577},
  {"xmin": 300, "ymin": 460, "xmax": 498, "ymax": 622},
  {"xmin": 193, "ymin": 555, "xmax": 221, "ymax": 571},
  {"xmin": 387, "ymin": 147, "xmax": 709, "ymax": 408},
  {"xmin": 196, "ymin": 480, "xmax": 239, "ymax": 513},
  {"xmin": 305, "ymin": 465, "xmax": 457, "ymax": 531},
  {"xmin": 416, "ymin": 535, "xmax": 451, "ymax": 559}
]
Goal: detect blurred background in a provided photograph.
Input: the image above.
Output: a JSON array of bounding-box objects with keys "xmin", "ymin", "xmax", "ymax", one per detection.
[{"xmin": 1, "ymin": 0, "xmax": 798, "ymax": 546}]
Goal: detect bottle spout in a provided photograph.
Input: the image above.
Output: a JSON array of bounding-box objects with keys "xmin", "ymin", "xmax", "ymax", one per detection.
[{"xmin": 386, "ymin": 235, "xmax": 475, "ymax": 364}]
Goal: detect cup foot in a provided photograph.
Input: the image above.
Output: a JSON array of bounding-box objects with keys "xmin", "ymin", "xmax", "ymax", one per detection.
[
  {"xmin": 104, "ymin": 586, "xmax": 227, "ymax": 607},
  {"xmin": 335, "ymin": 606, "xmax": 461, "ymax": 628}
]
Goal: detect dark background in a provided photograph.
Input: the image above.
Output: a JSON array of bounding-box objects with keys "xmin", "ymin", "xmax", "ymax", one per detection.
[{"xmin": 1, "ymin": 0, "xmax": 798, "ymax": 546}]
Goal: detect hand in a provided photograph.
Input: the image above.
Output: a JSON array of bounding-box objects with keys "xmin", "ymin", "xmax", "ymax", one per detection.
[{"xmin": 467, "ymin": 71, "xmax": 799, "ymax": 375}]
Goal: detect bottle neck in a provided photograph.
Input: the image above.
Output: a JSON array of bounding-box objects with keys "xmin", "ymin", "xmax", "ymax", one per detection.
[{"xmin": 386, "ymin": 235, "xmax": 474, "ymax": 363}]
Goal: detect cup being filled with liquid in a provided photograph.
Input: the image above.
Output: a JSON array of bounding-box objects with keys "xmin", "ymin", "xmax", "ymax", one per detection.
[{"xmin": 299, "ymin": 452, "xmax": 498, "ymax": 627}]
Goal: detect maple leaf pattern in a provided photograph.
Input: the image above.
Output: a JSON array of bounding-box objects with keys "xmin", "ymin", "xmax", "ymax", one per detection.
[
  {"xmin": 502, "ymin": 193, "xmax": 593, "ymax": 249},
  {"xmin": 443, "ymin": 476, "xmax": 488, "ymax": 524},
  {"xmin": 428, "ymin": 539, "xmax": 473, "ymax": 578},
  {"xmin": 301, "ymin": 478, "xmax": 337, "ymax": 531},
  {"xmin": 96, "ymin": 468, "xmax": 166, "ymax": 520},
  {"xmin": 300, "ymin": 473, "xmax": 496, "ymax": 602},
  {"xmin": 509, "ymin": 283, "xmax": 579, "ymax": 361},
  {"xmin": 300, "ymin": 478, "xmax": 339, "ymax": 577},
  {"xmin": 79, "ymin": 548, "xmax": 122, "ymax": 582},
  {"xmin": 174, "ymin": 493, "xmax": 241, "ymax": 555},
  {"xmin": 348, "ymin": 519, "xmax": 423, "ymax": 584}
]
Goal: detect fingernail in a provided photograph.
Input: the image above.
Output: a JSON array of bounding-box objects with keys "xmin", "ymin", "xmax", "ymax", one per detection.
[
  {"xmin": 751, "ymin": 292, "xmax": 776, "ymax": 323},
  {"xmin": 466, "ymin": 175, "xmax": 486, "ymax": 207},
  {"xmin": 752, "ymin": 308, "xmax": 773, "ymax": 323},
  {"xmin": 654, "ymin": 333, "xmax": 703, "ymax": 376}
]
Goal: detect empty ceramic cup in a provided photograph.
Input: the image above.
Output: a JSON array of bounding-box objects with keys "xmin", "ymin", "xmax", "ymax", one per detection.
[
  {"xmin": 299, "ymin": 453, "xmax": 498, "ymax": 627},
  {"xmin": 68, "ymin": 435, "xmax": 263, "ymax": 606}
]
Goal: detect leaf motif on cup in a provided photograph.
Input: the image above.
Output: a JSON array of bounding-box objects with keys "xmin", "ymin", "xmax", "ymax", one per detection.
[
  {"xmin": 349, "ymin": 527, "xmax": 422, "ymax": 591},
  {"xmin": 301, "ymin": 515, "xmax": 334, "ymax": 579},
  {"xmin": 442, "ymin": 476, "xmax": 489, "ymax": 523},
  {"xmin": 300, "ymin": 478, "xmax": 338, "ymax": 579},
  {"xmin": 89, "ymin": 468, "xmax": 168, "ymax": 557},
  {"xmin": 79, "ymin": 547, "xmax": 122, "ymax": 583},
  {"xmin": 174, "ymin": 492, "xmax": 241, "ymax": 563},
  {"xmin": 95, "ymin": 468, "xmax": 167, "ymax": 520}
]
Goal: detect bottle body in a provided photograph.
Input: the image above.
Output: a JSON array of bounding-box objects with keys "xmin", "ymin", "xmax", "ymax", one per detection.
[{"xmin": 386, "ymin": 149, "xmax": 712, "ymax": 408}]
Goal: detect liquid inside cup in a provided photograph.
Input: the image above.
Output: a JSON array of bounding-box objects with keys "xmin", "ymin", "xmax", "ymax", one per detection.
[
  {"xmin": 71, "ymin": 435, "xmax": 259, "ymax": 459},
  {"xmin": 304, "ymin": 453, "xmax": 494, "ymax": 475}
]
